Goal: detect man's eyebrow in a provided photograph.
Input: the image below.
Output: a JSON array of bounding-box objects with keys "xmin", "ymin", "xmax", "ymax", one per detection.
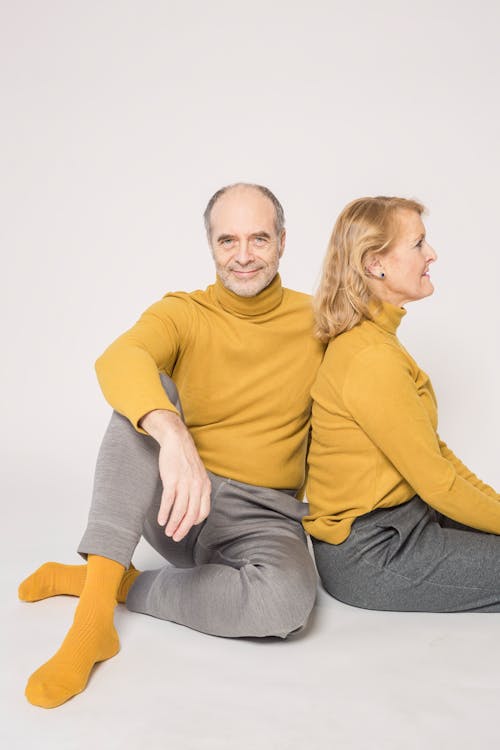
[
  {"xmin": 215, "ymin": 231, "xmax": 272, "ymax": 242},
  {"xmin": 413, "ymin": 232, "xmax": 426, "ymax": 242}
]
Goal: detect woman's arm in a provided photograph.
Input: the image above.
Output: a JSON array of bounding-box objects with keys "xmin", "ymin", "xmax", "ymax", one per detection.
[
  {"xmin": 342, "ymin": 343, "xmax": 500, "ymax": 532},
  {"xmin": 438, "ymin": 438, "xmax": 498, "ymax": 499}
]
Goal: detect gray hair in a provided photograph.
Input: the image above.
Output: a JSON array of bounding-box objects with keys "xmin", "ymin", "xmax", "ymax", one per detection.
[{"xmin": 203, "ymin": 182, "xmax": 285, "ymax": 240}]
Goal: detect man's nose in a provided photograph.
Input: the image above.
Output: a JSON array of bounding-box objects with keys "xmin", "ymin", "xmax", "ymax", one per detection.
[{"xmin": 234, "ymin": 240, "xmax": 254, "ymax": 265}]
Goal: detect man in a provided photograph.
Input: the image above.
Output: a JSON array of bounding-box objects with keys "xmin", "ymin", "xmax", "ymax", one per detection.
[{"xmin": 19, "ymin": 183, "xmax": 325, "ymax": 708}]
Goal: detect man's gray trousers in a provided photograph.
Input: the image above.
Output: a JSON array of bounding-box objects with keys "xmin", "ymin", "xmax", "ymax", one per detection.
[{"xmin": 78, "ymin": 376, "xmax": 317, "ymax": 638}]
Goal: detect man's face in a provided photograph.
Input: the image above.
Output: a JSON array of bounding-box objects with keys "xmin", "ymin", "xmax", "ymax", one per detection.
[{"xmin": 209, "ymin": 187, "xmax": 285, "ymax": 297}]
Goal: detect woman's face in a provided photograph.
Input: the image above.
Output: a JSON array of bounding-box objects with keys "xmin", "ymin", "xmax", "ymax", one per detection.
[{"xmin": 368, "ymin": 209, "xmax": 437, "ymax": 307}]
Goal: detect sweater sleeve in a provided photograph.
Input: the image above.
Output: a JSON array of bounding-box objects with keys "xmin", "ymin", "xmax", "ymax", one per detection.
[
  {"xmin": 438, "ymin": 437, "xmax": 498, "ymax": 499},
  {"xmin": 95, "ymin": 295, "xmax": 192, "ymax": 431},
  {"xmin": 342, "ymin": 344, "xmax": 500, "ymax": 533}
]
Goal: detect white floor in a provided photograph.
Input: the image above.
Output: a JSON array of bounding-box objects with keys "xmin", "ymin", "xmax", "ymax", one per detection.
[{"xmin": 3, "ymin": 467, "xmax": 500, "ymax": 750}]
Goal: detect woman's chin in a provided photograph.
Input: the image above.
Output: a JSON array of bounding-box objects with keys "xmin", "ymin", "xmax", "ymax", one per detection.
[{"xmin": 421, "ymin": 277, "xmax": 435, "ymax": 297}]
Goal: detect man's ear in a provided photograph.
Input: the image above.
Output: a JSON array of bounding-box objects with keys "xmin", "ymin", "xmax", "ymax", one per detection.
[{"xmin": 279, "ymin": 229, "xmax": 286, "ymax": 257}]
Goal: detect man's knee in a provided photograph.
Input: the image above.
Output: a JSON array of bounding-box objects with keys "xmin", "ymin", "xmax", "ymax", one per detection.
[{"xmin": 254, "ymin": 560, "xmax": 317, "ymax": 638}]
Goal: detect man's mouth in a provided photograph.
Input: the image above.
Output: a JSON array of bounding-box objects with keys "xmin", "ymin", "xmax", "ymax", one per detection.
[{"xmin": 231, "ymin": 268, "xmax": 262, "ymax": 276}]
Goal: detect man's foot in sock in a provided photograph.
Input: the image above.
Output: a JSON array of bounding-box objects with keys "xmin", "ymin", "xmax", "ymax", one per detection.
[
  {"xmin": 25, "ymin": 597, "xmax": 120, "ymax": 708},
  {"xmin": 19, "ymin": 562, "xmax": 141, "ymax": 603},
  {"xmin": 19, "ymin": 563, "xmax": 87, "ymax": 601}
]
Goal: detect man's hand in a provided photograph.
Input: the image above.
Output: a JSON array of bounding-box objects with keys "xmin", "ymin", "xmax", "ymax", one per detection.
[{"xmin": 140, "ymin": 409, "xmax": 211, "ymax": 541}]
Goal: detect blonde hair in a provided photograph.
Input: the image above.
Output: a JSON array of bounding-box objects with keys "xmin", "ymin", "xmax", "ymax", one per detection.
[{"xmin": 314, "ymin": 196, "xmax": 425, "ymax": 342}]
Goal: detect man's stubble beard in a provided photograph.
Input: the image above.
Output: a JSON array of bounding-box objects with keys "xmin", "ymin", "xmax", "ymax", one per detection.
[
  {"xmin": 217, "ymin": 267, "xmax": 278, "ymax": 297},
  {"xmin": 214, "ymin": 252, "xmax": 281, "ymax": 298}
]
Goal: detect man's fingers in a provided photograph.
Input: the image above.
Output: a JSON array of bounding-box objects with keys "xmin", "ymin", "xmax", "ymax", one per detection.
[
  {"xmin": 165, "ymin": 489, "xmax": 189, "ymax": 537},
  {"xmin": 158, "ymin": 486, "xmax": 176, "ymax": 526},
  {"xmin": 172, "ymin": 494, "xmax": 201, "ymax": 542},
  {"xmin": 195, "ymin": 484, "xmax": 211, "ymax": 525}
]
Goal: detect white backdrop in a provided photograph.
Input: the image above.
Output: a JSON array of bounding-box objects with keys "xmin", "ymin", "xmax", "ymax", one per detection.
[
  {"xmin": 2, "ymin": 0, "xmax": 499, "ymax": 542},
  {"xmin": 2, "ymin": 3, "xmax": 500, "ymax": 748}
]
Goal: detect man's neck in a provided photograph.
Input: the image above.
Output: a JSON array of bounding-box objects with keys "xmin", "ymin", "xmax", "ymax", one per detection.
[{"xmin": 214, "ymin": 274, "xmax": 283, "ymax": 317}]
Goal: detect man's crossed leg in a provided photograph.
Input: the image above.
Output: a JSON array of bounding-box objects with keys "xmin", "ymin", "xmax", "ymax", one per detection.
[{"xmin": 19, "ymin": 378, "xmax": 317, "ymax": 707}]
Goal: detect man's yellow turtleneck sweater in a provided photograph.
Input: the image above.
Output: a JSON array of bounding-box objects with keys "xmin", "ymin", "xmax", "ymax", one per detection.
[
  {"xmin": 304, "ymin": 301, "xmax": 499, "ymax": 544},
  {"xmin": 96, "ymin": 274, "xmax": 325, "ymax": 490}
]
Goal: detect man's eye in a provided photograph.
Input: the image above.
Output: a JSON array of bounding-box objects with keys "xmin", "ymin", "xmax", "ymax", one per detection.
[
  {"xmin": 253, "ymin": 237, "xmax": 267, "ymax": 245},
  {"xmin": 221, "ymin": 239, "xmax": 234, "ymax": 247},
  {"xmin": 416, "ymin": 239, "xmax": 424, "ymax": 249}
]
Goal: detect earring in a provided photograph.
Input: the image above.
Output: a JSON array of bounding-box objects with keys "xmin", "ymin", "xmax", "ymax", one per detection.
[{"xmin": 380, "ymin": 272, "xmax": 385, "ymax": 279}]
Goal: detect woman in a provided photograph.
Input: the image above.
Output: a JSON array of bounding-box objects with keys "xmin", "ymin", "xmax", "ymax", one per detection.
[{"xmin": 303, "ymin": 196, "xmax": 500, "ymax": 611}]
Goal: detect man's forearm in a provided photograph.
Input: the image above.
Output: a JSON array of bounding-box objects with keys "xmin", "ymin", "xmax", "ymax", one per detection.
[{"xmin": 95, "ymin": 301, "xmax": 186, "ymax": 431}]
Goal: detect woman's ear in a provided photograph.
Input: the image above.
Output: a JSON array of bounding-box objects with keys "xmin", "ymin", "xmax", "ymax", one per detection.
[{"xmin": 364, "ymin": 253, "xmax": 384, "ymax": 278}]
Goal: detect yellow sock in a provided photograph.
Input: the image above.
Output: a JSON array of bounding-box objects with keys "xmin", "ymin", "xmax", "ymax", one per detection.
[
  {"xmin": 19, "ymin": 562, "xmax": 87, "ymax": 601},
  {"xmin": 117, "ymin": 566, "xmax": 141, "ymax": 602},
  {"xmin": 19, "ymin": 561, "xmax": 141, "ymax": 604},
  {"xmin": 25, "ymin": 555, "xmax": 124, "ymax": 708}
]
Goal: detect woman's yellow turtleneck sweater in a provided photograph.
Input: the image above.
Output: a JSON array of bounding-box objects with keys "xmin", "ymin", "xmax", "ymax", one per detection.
[
  {"xmin": 304, "ymin": 301, "xmax": 499, "ymax": 544},
  {"xmin": 95, "ymin": 274, "xmax": 324, "ymax": 490}
]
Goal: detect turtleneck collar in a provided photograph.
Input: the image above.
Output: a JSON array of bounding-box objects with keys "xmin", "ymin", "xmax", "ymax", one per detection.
[
  {"xmin": 214, "ymin": 273, "xmax": 284, "ymax": 317},
  {"xmin": 368, "ymin": 299, "xmax": 407, "ymax": 334}
]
